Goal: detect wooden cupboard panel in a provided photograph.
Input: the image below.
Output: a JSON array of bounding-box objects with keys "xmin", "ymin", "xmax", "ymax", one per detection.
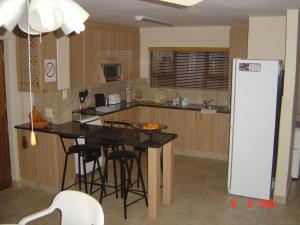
[
  {"xmin": 17, "ymin": 130, "xmax": 76, "ymax": 192},
  {"xmin": 128, "ymin": 32, "xmax": 140, "ymax": 79},
  {"xmin": 16, "ymin": 32, "xmax": 58, "ymax": 92},
  {"xmin": 213, "ymin": 114, "xmax": 230, "ymax": 154},
  {"xmin": 229, "ymin": 24, "xmax": 248, "ymax": 90},
  {"xmin": 115, "ymin": 109, "xmax": 131, "ymax": 122},
  {"xmin": 139, "ymin": 107, "xmax": 154, "ymax": 123},
  {"xmin": 70, "ymin": 33, "xmax": 85, "ymax": 88},
  {"xmin": 85, "ymin": 27, "xmax": 106, "ymax": 84},
  {"xmin": 108, "ymin": 30, "xmax": 118, "ymax": 58},
  {"xmin": 97, "ymin": 28, "xmax": 110, "ymax": 58},
  {"xmin": 70, "ymin": 21, "xmax": 140, "ymax": 87},
  {"xmin": 200, "ymin": 114, "xmax": 216, "ymax": 152},
  {"xmin": 16, "ymin": 33, "xmax": 41, "ymax": 92},
  {"xmin": 129, "ymin": 107, "xmax": 139, "ymax": 124},
  {"xmin": 35, "ymin": 132, "xmax": 58, "ymax": 188},
  {"xmin": 17, "ymin": 130, "xmax": 37, "ymax": 182},
  {"xmin": 151, "ymin": 108, "xmax": 173, "ymax": 132},
  {"xmin": 101, "ymin": 113, "xmax": 117, "ymax": 123},
  {"xmin": 171, "ymin": 110, "xmax": 195, "ymax": 152}
]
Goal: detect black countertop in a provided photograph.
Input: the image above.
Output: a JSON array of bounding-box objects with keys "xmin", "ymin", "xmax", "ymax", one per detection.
[
  {"xmin": 73, "ymin": 100, "xmax": 230, "ymax": 117},
  {"xmin": 15, "ymin": 122, "xmax": 177, "ymax": 148}
]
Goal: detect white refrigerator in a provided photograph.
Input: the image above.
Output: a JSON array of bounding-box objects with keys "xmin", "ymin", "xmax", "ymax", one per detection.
[{"xmin": 227, "ymin": 59, "xmax": 283, "ymax": 200}]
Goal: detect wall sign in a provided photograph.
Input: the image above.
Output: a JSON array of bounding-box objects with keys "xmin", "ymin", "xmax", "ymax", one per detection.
[{"xmin": 44, "ymin": 59, "xmax": 57, "ymax": 82}]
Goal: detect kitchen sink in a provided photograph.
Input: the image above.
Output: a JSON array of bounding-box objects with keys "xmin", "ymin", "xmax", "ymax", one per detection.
[
  {"xmin": 96, "ymin": 104, "xmax": 121, "ymax": 113},
  {"xmin": 201, "ymin": 108, "xmax": 217, "ymax": 113}
]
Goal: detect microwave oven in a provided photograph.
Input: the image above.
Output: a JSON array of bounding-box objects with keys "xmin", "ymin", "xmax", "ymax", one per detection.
[{"xmin": 101, "ymin": 63, "xmax": 121, "ymax": 82}]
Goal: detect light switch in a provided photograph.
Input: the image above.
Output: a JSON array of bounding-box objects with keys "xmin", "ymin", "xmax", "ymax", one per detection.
[
  {"xmin": 45, "ymin": 108, "xmax": 53, "ymax": 118},
  {"xmin": 62, "ymin": 90, "xmax": 68, "ymax": 100}
]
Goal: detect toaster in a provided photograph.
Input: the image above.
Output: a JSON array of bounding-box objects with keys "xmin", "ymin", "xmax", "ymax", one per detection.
[{"xmin": 108, "ymin": 94, "xmax": 121, "ymax": 105}]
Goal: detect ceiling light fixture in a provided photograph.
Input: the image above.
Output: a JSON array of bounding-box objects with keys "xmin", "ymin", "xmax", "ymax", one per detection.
[
  {"xmin": 159, "ymin": 0, "xmax": 203, "ymax": 6},
  {"xmin": 135, "ymin": 15, "xmax": 174, "ymax": 26},
  {"xmin": 0, "ymin": 0, "xmax": 89, "ymax": 35}
]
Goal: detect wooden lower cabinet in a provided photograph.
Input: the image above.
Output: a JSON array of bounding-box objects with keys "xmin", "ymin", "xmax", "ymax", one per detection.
[
  {"xmin": 101, "ymin": 108, "xmax": 140, "ymax": 125},
  {"xmin": 171, "ymin": 110, "xmax": 196, "ymax": 152},
  {"xmin": 137, "ymin": 106, "xmax": 230, "ymax": 160},
  {"xmin": 17, "ymin": 130, "xmax": 75, "ymax": 193},
  {"xmin": 193, "ymin": 113, "xmax": 230, "ymax": 160}
]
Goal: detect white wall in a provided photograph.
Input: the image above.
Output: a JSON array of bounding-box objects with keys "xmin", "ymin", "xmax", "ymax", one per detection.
[
  {"xmin": 248, "ymin": 17, "xmax": 286, "ymax": 60},
  {"xmin": 1, "ymin": 32, "xmax": 31, "ymax": 181},
  {"xmin": 140, "ymin": 26, "xmax": 231, "ymax": 78},
  {"xmin": 274, "ymin": 10, "xmax": 299, "ymax": 202},
  {"xmin": 247, "ymin": 13, "xmax": 299, "ymax": 203}
]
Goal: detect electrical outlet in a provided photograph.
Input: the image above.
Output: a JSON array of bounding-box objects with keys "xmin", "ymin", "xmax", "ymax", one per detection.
[
  {"xmin": 45, "ymin": 108, "xmax": 53, "ymax": 118},
  {"xmin": 62, "ymin": 90, "xmax": 68, "ymax": 100}
]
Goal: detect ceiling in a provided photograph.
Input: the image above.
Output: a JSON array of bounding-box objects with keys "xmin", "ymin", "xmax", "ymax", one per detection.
[{"xmin": 75, "ymin": 0, "xmax": 300, "ymax": 27}]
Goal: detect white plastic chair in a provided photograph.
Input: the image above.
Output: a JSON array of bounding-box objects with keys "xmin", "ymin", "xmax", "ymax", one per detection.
[{"xmin": 17, "ymin": 190, "xmax": 104, "ymax": 225}]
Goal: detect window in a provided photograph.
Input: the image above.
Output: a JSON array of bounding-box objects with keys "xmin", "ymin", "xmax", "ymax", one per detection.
[{"xmin": 150, "ymin": 47, "xmax": 229, "ymax": 90}]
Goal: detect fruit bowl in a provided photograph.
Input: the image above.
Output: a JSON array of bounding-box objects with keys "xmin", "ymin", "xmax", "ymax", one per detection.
[{"xmin": 133, "ymin": 123, "xmax": 167, "ymax": 133}]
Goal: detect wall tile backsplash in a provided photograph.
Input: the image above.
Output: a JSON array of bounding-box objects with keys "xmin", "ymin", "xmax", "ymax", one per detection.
[{"xmin": 32, "ymin": 78, "xmax": 230, "ymax": 124}]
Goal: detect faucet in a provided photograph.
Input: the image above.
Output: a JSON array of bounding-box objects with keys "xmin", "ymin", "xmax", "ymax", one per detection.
[
  {"xmin": 174, "ymin": 92, "xmax": 182, "ymax": 105},
  {"xmin": 202, "ymin": 99, "xmax": 214, "ymax": 108}
]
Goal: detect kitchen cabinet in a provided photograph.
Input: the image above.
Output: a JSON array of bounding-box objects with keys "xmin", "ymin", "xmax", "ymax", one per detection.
[
  {"xmin": 138, "ymin": 107, "xmax": 229, "ymax": 159},
  {"xmin": 70, "ymin": 21, "xmax": 140, "ymax": 88},
  {"xmin": 17, "ymin": 129, "xmax": 75, "ymax": 192},
  {"xmin": 228, "ymin": 24, "xmax": 248, "ymax": 89},
  {"xmin": 193, "ymin": 112, "xmax": 229, "ymax": 159},
  {"xmin": 115, "ymin": 109, "xmax": 131, "ymax": 122},
  {"xmin": 101, "ymin": 108, "xmax": 139, "ymax": 125},
  {"xmin": 16, "ymin": 32, "xmax": 58, "ymax": 93},
  {"xmin": 100, "ymin": 106, "xmax": 230, "ymax": 160},
  {"xmin": 101, "ymin": 112, "xmax": 117, "ymax": 123},
  {"xmin": 171, "ymin": 110, "xmax": 195, "ymax": 152}
]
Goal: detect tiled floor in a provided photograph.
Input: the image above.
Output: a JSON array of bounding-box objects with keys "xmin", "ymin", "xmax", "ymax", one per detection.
[{"xmin": 0, "ymin": 155, "xmax": 299, "ymax": 225}]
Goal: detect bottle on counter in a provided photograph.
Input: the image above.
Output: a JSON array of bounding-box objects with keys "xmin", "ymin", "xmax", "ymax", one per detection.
[
  {"xmin": 135, "ymin": 89, "xmax": 142, "ymax": 102},
  {"xmin": 125, "ymin": 86, "xmax": 133, "ymax": 103}
]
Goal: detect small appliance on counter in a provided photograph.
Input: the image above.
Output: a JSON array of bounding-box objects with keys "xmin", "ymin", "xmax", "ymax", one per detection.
[
  {"xmin": 95, "ymin": 93, "xmax": 106, "ymax": 107},
  {"xmin": 108, "ymin": 94, "xmax": 121, "ymax": 105},
  {"xmin": 125, "ymin": 86, "xmax": 133, "ymax": 103},
  {"xmin": 79, "ymin": 89, "xmax": 88, "ymax": 109}
]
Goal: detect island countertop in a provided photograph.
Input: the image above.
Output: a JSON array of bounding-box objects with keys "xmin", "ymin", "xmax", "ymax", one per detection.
[{"xmin": 15, "ymin": 122, "xmax": 177, "ymax": 149}]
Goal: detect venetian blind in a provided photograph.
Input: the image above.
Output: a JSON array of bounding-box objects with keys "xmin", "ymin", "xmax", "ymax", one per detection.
[{"xmin": 150, "ymin": 48, "xmax": 229, "ymax": 90}]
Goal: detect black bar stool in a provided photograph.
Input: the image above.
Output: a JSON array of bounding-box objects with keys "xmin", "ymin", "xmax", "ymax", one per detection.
[
  {"xmin": 59, "ymin": 133, "xmax": 106, "ymax": 195},
  {"xmin": 102, "ymin": 121, "xmax": 134, "ymax": 182},
  {"xmin": 100, "ymin": 149, "xmax": 148, "ymax": 219}
]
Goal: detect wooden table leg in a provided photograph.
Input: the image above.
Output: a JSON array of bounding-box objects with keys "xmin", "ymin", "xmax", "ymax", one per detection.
[
  {"xmin": 163, "ymin": 141, "xmax": 173, "ymax": 205},
  {"xmin": 148, "ymin": 148, "xmax": 160, "ymax": 219}
]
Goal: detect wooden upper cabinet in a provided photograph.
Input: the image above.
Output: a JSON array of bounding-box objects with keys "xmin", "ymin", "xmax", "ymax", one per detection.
[
  {"xmin": 70, "ymin": 21, "xmax": 140, "ymax": 88},
  {"xmin": 128, "ymin": 32, "xmax": 140, "ymax": 80},
  {"xmin": 228, "ymin": 24, "xmax": 248, "ymax": 89},
  {"xmin": 16, "ymin": 32, "xmax": 58, "ymax": 93}
]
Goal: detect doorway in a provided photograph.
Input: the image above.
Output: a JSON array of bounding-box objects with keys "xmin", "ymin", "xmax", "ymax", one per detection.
[{"xmin": 0, "ymin": 40, "xmax": 12, "ymax": 190}]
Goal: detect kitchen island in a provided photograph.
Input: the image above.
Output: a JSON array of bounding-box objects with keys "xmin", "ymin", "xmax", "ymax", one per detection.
[
  {"xmin": 15, "ymin": 122, "xmax": 177, "ymax": 219},
  {"xmin": 73, "ymin": 100, "xmax": 231, "ymax": 161}
]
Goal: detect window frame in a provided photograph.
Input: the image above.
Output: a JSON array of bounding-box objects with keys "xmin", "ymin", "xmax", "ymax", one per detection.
[{"xmin": 149, "ymin": 47, "xmax": 230, "ymax": 91}]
